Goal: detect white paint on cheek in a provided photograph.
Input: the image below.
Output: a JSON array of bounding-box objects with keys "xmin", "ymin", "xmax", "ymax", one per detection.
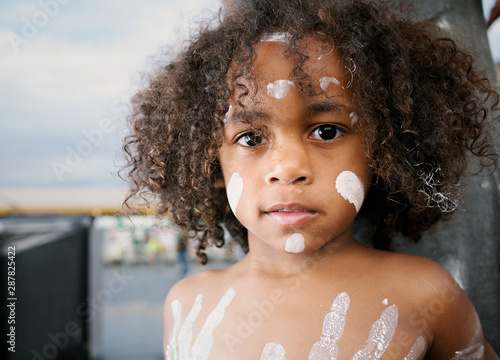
[
  {"xmin": 351, "ymin": 305, "xmax": 398, "ymax": 360},
  {"xmin": 349, "ymin": 111, "xmax": 359, "ymax": 126},
  {"xmin": 260, "ymin": 342, "xmax": 286, "ymax": 360},
  {"xmin": 285, "ymin": 233, "xmax": 305, "ymax": 253},
  {"xmin": 191, "ymin": 287, "xmax": 236, "ymax": 360},
  {"xmin": 227, "ymin": 173, "xmax": 243, "ymax": 216},
  {"xmin": 450, "ymin": 343, "xmax": 484, "ymax": 360},
  {"xmin": 319, "ymin": 76, "xmax": 340, "ymax": 91},
  {"xmin": 309, "ymin": 292, "xmax": 350, "ymax": 360},
  {"xmin": 403, "ymin": 336, "xmax": 426, "ymax": 360},
  {"xmin": 267, "ymin": 80, "xmax": 295, "ymax": 99},
  {"xmin": 260, "ymin": 32, "xmax": 292, "ymax": 44},
  {"xmin": 335, "ymin": 171, "xmax": 365, "ymax": 212}
]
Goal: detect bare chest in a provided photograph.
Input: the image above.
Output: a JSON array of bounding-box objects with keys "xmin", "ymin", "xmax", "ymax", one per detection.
[{"xmin": 165, "ymin": 287, "xmax": 429, "ymax": 360}]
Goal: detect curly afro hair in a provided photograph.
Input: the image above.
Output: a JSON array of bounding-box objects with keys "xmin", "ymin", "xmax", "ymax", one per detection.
[{"xmin": 123, "ymin": 0, "xmax": 499, "ymax": 264}]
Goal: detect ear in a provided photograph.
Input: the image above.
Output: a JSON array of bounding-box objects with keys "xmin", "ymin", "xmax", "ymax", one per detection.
[{"xmin": 213, "ymin": 177, "xmax": 225, "ymax": 189}]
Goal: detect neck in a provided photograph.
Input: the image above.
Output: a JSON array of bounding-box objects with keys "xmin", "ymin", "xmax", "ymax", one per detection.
[{"xmin": 240, "ymin": 231, "xmax": 361, "ymax": 280}]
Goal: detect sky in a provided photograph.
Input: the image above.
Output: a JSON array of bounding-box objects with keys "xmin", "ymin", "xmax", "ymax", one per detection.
[
  {"xmin": 0, "ymin": 0, "xmax": 221, "ymax": 189},
  {"xmin": 0, "ymin": 0, "xmax": 500, "ymax": 190}
]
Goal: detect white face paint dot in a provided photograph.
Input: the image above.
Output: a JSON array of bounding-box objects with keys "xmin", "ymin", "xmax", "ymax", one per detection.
[
  {"xmin": 319, "ymin": 76, "xmax": 340, "ymax": 91},
  {"xmin": 223, "ymin": 105, "xmax": 233, "ymax": 124},
  {"xmin": 267, "ymin": 80, "xmax": 295, "ymax": 99},
  {"xmin": 227, "ymin": 173, "xmax": 243, "ymax": 217},
  {"xmin": 285, "ymin": 233, "xmax": 305, "ymax": 253},
  {"xmin": 260, "ymin": 32, "xmax": 292, "ymax": 44},
  {"xmin": 335, "ymin": 171, "xmax": 365, "ymax": 212},
  {"xmin": 349, "ymin": 111, "xmax": 358, "ymax": 126},
  {"xmin": 382, "ymin": 298, "xmax": 389, "ymax": 306}
]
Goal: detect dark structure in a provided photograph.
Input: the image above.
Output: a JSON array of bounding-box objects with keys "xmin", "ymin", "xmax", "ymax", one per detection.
[
  {"xmin": 392, "ymin": 0, "xmax": 500, "ymax": 352},
  {"xmin": 1, "ymin": 215, "xmax": 92, "ymax": 360}
]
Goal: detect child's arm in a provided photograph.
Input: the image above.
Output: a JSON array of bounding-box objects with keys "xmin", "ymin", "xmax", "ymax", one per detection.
[{"xmin": 421, "ymin": 263, "xmax": 499, "ymax": 359}]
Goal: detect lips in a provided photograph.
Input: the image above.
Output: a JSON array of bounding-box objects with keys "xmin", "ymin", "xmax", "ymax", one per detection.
[{"xmin": 264, "ymin": 203, "xmax": 318, "ymax": 225}]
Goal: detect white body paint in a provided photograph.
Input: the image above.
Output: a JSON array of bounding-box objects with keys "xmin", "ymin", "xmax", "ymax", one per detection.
[
  {"xmin": 261, "ymin": 342, "xmax": 286, "ymax": 360},
  {"xmin": 335, "ymin": 171, "xmax": 365, "ymax": 212},
  {"xmin": 285, "ymin": 233, "xmax": 305, "ymax": 253},
  {"xmin": 167, "ymin": 290, "xmax": 426, "ymax": 360},
  {"xmin": 309, "ymin": 292, "xmax": 350, "ymax": 360},
  {"xmin": 260, "ymin": 32, "xmax": 292, "ymax": 44},
  {"xmin": 227, "ymin": 173, "xmax": 243, "ymax": 216},
  {"xmin": 351, "ymin": 305, "xmax": 398, "ymax": 360},
  {"xmin": 403, "ymin": 336, "xmax": 426, "ymax": 360},
  {"xmin": 267, "ymin": 80, "xmax": 295, "ymax": 99},
  {"xmin": 450, "ymin": 343, "xmax": 485, "ymax": 360},
  {"xmin": 166, "ymin": 300, "xmax": 183, "ymax": 360},
  {"xmin": 319, "ymin": 76, "xmax": 340, "ymax": 91},
  {"xmin": 349, "ymin": 111, "xmax": 358, "ymax": 126},
  {"xmin": 166, "ymin": 288, "xmax": 235, "ymax": 360},
  {"xmin": 382, "ymin": 298, "xmax": 389, "ymax": 306},
  {"xmin": 178, "ymin": 294, "xmax": 203, "ymax": 359}
]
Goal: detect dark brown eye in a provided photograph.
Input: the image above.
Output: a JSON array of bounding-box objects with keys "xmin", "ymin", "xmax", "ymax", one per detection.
[
  {"xmin": 311, "ymin": 124, "xmax": 344, "ymax": 141},
  {"xmin": 237, "ymin": 132, "xmax": 264, "ymax": 147}
]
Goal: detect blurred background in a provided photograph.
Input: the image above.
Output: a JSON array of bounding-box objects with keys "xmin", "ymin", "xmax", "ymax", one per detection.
[{"xmin": 1, "ymin": 0, "xmax": 500, "ymax": 359}]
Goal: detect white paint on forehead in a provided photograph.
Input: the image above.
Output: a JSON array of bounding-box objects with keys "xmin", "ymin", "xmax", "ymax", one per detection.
[
  {"xmin": 223, "ymin": 105, "xmax": 233, "ymax": 124},
  {"xmin": 352, "ymin": 305, "xmax": 398, "ymax": 359},
  {"xmin": 191, "ymin": 287, "xmax": 236, "ymax": 360},
  {"xmin": 260, "ymin": 32, "xmax": 292, "ymax": 44},
  {"xmin": 319, "ymin": 76, "xmax": 340, "ymax": 91},
  {"xmin": 403, "ymin": 336, "xmax": 426, "ymax": 360},
  {"xmin": 450, "ymin": 343, "xmax": 484, "ymax": 360},
  {"xmin": 227, "ymin": 173, "xmax": 243, "ymax": 217},
  {"xmin": 349, "ymin": 111, "xmax": 359, "ymax": 126},
  {"xmin": 382, "ymin": 298, "xmax": 388, "ymax": 306},
  {"xmin": 267, "ymin": 80, "xmax": 295, "ymax": 99},
  {"xmin": 309, "ymin": 292, "xmax": 350, "ymax": 360},
  {"xmin": 335, "ymin": 171, "xmax": 365, "ymax": 212},
  {"xmin": 285, "ymin": 233, "xmax": 305, "ymax": 253},
  {"xmin": 260, "ymin": 342, "xmax": 286, "ymax": 360}
]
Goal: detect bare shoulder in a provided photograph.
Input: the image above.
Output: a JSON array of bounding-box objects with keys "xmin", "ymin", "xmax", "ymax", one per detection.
[
  {"xmin": 162, "ymin": 266, "xmax": 235, "ymax": 357},
  {"xmin": 370, "ymin": 249, "xmax": 498, "ymax": 359},
  {"xmin": 370, "ymin": 249, "xmax": 462, "ymax": 293},
  {"xmin": 164, "ymin": 267, "xmax": 226, "ymax": 311}
]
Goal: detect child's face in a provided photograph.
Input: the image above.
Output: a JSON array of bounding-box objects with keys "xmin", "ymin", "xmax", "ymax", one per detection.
[{"xmin": 219, "ymin": 35, "xmax": 372, "ymax": 254}]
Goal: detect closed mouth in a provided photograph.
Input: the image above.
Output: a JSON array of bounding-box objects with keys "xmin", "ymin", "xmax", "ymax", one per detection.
[{"xmin": 264, "ymin": 203, "xmax": 318, "ymax": 225}]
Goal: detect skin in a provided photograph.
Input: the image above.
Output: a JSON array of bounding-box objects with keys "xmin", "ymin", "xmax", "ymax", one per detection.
[
  {"xmin": 164, "ymin": 36, "xmax": 499, "ymax": 360},
  {"xmin": 487, "ymin": 0, "xmax": 500, "ymax": 28}
]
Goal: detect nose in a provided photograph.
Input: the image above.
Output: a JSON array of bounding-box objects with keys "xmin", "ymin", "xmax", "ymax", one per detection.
[{"xmin": 265, "ymin": 140, "xmax": 313, "ymax": 185}]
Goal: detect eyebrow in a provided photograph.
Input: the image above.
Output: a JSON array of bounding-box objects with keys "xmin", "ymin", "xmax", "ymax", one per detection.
[
  {"xmin": 226, "ymin": 109, "xmax": 270, "ymax": 126},
  {"xmin": 225, "ymin": 100, "xmax": 350, "ymax": 125},
  {"xmin": 304, "ymin": 101, "xmax": 349, "ymax": 117}
]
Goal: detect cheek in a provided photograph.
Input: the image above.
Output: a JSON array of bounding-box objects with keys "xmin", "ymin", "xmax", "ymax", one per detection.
[
  {"xmin": 335, "ymin": 170, "xmax": 365, "ymax": 212},
  {"xmin": 226, "ymin": 173, "xmax": 243, "ymax": 216}
]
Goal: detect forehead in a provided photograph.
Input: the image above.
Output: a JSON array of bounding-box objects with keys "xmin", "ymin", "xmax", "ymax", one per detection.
[
  {"xmin": 229, "ymin": 34, "xmax": 351, "ymax": 104},
  {"xmin": 257, "ymin": 35, "xmax": 344, "ymax": 77}
]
